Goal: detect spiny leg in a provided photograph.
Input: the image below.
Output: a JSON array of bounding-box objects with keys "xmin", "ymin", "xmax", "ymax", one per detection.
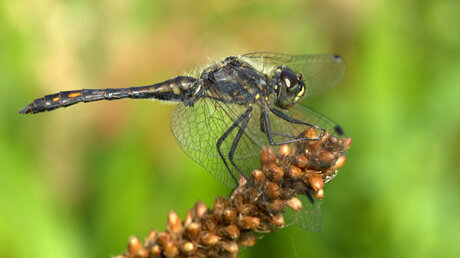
[
  {"xmin": 263, "ymin": 106, "xmax": 322, "ymax": 146},
  {"xmin": 259, "ymin": 111, "xmax": 297, "ymax": 139},
  {"xmin": 228, "ymin": 106, "xmax": 270, "ymax": 204},
  {"xmin": 216, "ymin": 107, "xmax": 253, "ymax": 188}
]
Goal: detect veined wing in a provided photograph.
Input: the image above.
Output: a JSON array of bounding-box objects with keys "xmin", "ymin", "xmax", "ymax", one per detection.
[
  {"xmin": 283, "ymin": 194, "xmax": 322, "ymax": 232},
  {"xmin": 242, "ymin": 52, "xmax": 346, "ymax": 99},
  {"xmin": 170, "ymin": 98, "xmax": 263, "ymax": 188}
]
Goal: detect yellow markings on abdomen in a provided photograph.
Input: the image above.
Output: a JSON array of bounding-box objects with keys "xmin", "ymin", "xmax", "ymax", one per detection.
[
  {"xmin": 52, "ymin": 97, "xmax": 60, "ymax": 102},
  {"xmin": 68, "ymin": 92, "xmax": 82, "ymax": 98}
]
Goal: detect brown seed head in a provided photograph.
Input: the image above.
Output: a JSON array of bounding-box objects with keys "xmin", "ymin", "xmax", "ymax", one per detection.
[
  {"xmin": 308, "ymin": 173, "xmax": 324, "ymax": 192},
  {"xmin": 295, "ymin": 154, "xmax": 308, "ymax": 168},
  {"xmin": 332, "ymin": 156, "xmax": 347, "ymax": 170},
  {"xmin": 195, "ymin": 201, "xmax": 208, "ymax": 217},
  {"xmin": 156, "ymin": 232, "xmax": 170, "ymax": 245},
  {"xmin": 213, "ymin": 197, "xmax": 226, "ymax": 217},
  {"xmin": 220, "ymin": 241, "xmax": 239, "ymax": 254},
  {"xmin": 265, "ymin": 182, "xmax": 281, "ymax": 199},
  {"xmin": 240, "ymin": 216, "xmax": 260, "ymax": 229},
  {"xmin": 261, "ymin": 146, "xmax": 276, "ymax": 164},
  {"xmin": 203, "ymin": 233, "xmax": 220, "ymax": 246},
  {"xmin": 340, "ymin": 137, "xmax": 352, "ymax": 151},
  {"xmin": 186, "ymin": 222, "xmax": 200, "ymax": 239},
  {"xmin": 180, "ymin": 241, "xmax": 195, "ymax": 255},
  {"xmin": 167, "ymin": 210, "xmax": 183, "ymax": 235},
  {"xmin": 238, "ymin": 232, "xmax": 256, "ymax": 247},
  {"xmin": 270, "ymin": 213, "xmax": 285, "ymax": 227},
  {"xmin": 303, "ymin": 127, "xmax": 318, "ymax": 139},
  {"xmin": 314, "ymin": 189, "xmax": 324, "ymax": 200},
  {"xmin": 288, "ymin": 165, "xmax": 302, "ymax": 179},
  {"xmin": 224, "ymin": 224, "xmax": 241, "ymax": 239},
  {"xmin": 318, "ymin": 151, "xmax": 335, "ymax": 164},
  {"xmin": 278, "ymin": 144, "xmax": 290, "ymax": 157},
  {"xmin": 251, "ymin": 169, "xmax": 265, "ymax": 185},
  {"xmin": 163, "ymin": 240, "xmax": 179, "ymax": 257},
  {"xmin": 151, "ymin": 245, "xmax": 162, "ymax": 257},
  {"xmin": 307, "ymin": 140, "xmax": 322, "ymax": 152},
  {"xmin": 267, "ymin": 162, "xmax": 284, "ymax": 182},
  {"xmin": 269, "ymin": 199, "xmax": 286, "ymax": 211},
  {"xmin": 136, "ymin": 247, "xmax": 149, "ymax": 258},
  {"xmin": 286, "ymin": 197, "xmax": 302, "ymax": 211},
  {"xmin": 184, "ymin": 209, "xmax": 193, "ymax": 226},
  {"xmin": 145, "ymin": 230, "xmax": 157, "ymax": 246},
  {"xmin": 127, "ymin": 236, "xmax": 142, "ymax": 256},
  {"xmin": 223, "ymin": 208, "xmax": 237, "ymax": 222}
]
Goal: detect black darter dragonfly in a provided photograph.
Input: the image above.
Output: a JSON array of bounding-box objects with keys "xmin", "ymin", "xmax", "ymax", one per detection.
[{"xmin": 19, "ymin": 52, "xmax": 346, "ymax": 232}]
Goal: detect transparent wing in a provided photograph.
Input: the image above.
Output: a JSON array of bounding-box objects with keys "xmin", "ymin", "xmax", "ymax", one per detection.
[
  {"xmin": 283, "ymin": 195, "xmax": 322, "ymax": 232},
  {"xmin": 170, "ymin": 99, "xmax": 264, "ymax": 188},
  {"xmin": 242, "ymin": 52, "xmax": 346, "ymax": 99}
]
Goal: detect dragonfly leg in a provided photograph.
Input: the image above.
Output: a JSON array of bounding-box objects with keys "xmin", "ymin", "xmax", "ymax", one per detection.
[
  {"xmin": 216, "ymin": 107, "xmax": 253, "ymax": 188},
  {"xmin": 262, "ymin": 106, "xmax": 322, "ymax": 145},
  {"xmin": 228, "ymin": 107, "xmax": 270, "ymax": 204}
]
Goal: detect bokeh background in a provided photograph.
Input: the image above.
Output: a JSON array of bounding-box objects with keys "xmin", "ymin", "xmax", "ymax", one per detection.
[{"xmin": 1, "ymin": 0, "xmax": 459, "ymax": 257}]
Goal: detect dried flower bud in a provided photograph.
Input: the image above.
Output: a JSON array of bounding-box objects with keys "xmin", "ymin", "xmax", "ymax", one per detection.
[
  {"xmin": 339, "ymin": 137, "xmax": 352, "ymax": 151},
  {"xmin": 156, "ymin": 232, "xmax": 170, "ymax": 245},
  {"xmin": 186, "ymin": 222, "xmax": 200, "ymax": 239},
  {"xmin": 213, "ymin": 197, "xmax": 226, "ymax": 217},
  {"xmin": 308, "ymin": 173, "xmax": 324, "ymax": 192},
  {"xmin": 163, "ymin": 240, "xmax": 179, "ymax": 257},
  {"xmin": 295, "ymin": 154, "xmax": 308, "ymax": 168},
  {"xmin": 303, "ymin": 127, "xmax": 317, "ymax": 139},
  {"xmin": 265, "ymin": 182, "xmax": 281, "ymax": 199},
  {"xmin": 136, "ymin": 247, "xmax": 149, "ymax": 258},
  {"xmin": 223, "ymin": 208, "xmax": 236, "ymax": 222},
  {"xmin": 220, "ymin": 241, "xmax": 239, "ymax": 254},
  {"xmin": 180, "ymin": 241, "xmax": 195, "ymax": 255},
  {"xmin": 318, "ymin": 151, "xmax": 335, "ymax": 164},
  {"xmin": 151, "ymin": 245, "xmax": 161, "ymax": 257},
  {"xmin": 289, "ymin": 165, "xmax": 302, "ymax": 179},
  {"xmin": 286, "ymin": 197, "xmax": 302, "ymax": 211},
  {"xmin": 195, "ymin": 201, "xmax": 207, "ymax": 217},
  {"xmin": 267, "ymin": 162, "xmax": 284, "ymax": 182},
  {"xmin": 314, "ymin": 189, "xmax": 324, "ymax": 200},
  {"xmin": 167, "ymin": 210, "xmax": 183, "ymax": 235},
  {"xmin": 184, "ymin": 209, "xmax": 192, "ymax": 226},
  {"xmin": 240, "ymin": 216, "xmax": 260, "ymax": 229},
  {"xmin": 331, "ymin": 156, "xmax": 347, "ymax": 170},
  {"xmin": 270, "ymin": 213, "xmax": 285, "ymax": 227},
  {"xmin": 269, "ymin": 199, "xmax": 286, "ymax": 211},
  {"xmin": 252, "ymin": 169, "xmax": 265, "ymax": 185},
  {"xmin": 127, "ymin": 236, "xmax": 142, "ymax": 256},
  {"xmin": 224, "ymin": 224, "xmax": 240, "ymax": 239},
  {"xmin": 278, "ymin": 144, "xmax": 290, "ymax": 157},
  {"xmin": 238, "ymin": 232, "xmax": 256, "ymax": 247},
  {"xmin": 306, "ymin": 140, "xmax": 321, "ymax": 152},
  {"xmin": 145, "ymin": 230, "xmax": 157, "ymax": 246},
  {"xmin": 203, "ymin": 233, "xmax": 220, "ymax": 246},
  {"xmin": 261, "ymin": 146, "xmax": 276, "ymax": 164}
]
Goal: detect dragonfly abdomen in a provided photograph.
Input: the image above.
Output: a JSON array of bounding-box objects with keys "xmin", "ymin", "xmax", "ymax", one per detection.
[{"xmin": 19, "ymin": 76, "xmax": 197, "ymax": 114}]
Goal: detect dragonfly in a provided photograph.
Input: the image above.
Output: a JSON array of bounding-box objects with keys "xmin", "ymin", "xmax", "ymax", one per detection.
[{"xmin": 19, "ymin": 52, "xmax": 346, "ymax": 232}]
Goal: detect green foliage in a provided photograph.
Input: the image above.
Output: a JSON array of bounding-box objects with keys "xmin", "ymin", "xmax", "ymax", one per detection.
[{"xmin": 1, "ymin": 0, "xmax": 459, "ymax": 257}]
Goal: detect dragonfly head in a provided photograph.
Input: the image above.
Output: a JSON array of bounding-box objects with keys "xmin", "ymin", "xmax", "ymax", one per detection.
[{"xmin": 274, "ymin": 67, "xmax": 305, "ymax": 109}]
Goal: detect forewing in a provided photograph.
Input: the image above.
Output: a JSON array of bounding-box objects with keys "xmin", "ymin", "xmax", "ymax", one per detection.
[{"xmin": 242, "ymin": 52, "xmax": 346, "ymax": 98}]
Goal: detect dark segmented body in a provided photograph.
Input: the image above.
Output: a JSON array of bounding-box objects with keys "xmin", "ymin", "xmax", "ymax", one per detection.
[
  {"xmin": 19, "ymin": 76, "xmax": 197, "ymax": 114},
  {"xmin": 199, "ymin": 56, "xmax": 271, "ymax": 107}
]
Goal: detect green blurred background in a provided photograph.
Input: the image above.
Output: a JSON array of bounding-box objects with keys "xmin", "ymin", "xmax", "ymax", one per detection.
[{"xmin": 1, "ymin": 0, "xmax": 459, "ymax": 257}]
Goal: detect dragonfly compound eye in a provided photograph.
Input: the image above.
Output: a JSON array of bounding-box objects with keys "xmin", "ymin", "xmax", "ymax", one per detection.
[{"xmin": 280, "ymin": 69, "xmax": 299, "ymax": 90}]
